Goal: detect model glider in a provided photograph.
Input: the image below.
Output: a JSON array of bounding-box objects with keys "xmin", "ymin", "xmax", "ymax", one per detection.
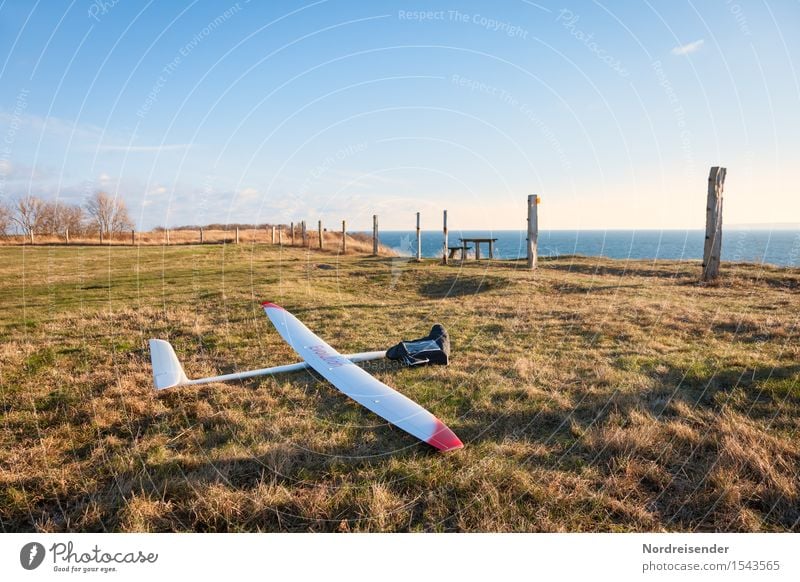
[{"xmin": 149, "ymin": 303, "xmax": 463, "ymax": 452}]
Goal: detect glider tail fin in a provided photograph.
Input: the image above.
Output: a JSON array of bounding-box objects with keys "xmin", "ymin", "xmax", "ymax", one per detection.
[{"xmin": 149, "ymin": 339, "xmax": 190, "ymax": 390}]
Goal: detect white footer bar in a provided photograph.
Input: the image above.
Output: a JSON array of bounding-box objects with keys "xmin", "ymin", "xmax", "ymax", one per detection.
[{"xmin": 2, "ymin": 533, "xmax": 798, "ymax": 581}]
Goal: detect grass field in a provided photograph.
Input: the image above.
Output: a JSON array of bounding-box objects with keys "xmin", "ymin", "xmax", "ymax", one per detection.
[
  {"xmin": 0, "ymin": 243, "xmax": 798, "ymax": 532},
  {"xmin": 0, "ymin": 227, "xmax": 382, "ymax": 252}
]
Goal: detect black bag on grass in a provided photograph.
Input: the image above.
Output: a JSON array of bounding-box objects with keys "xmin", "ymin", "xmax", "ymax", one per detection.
[{"xmin": 386, "ymin": 324, "xmax": 450, "ymax": 366}]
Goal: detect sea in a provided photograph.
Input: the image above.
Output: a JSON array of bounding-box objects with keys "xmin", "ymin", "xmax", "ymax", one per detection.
[{"xmin": 369, "ymin": 230, "xmax": 800, "ymax": 268}]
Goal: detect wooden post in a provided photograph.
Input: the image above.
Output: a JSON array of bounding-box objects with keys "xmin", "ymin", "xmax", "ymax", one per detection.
[
  {"xmin": 415, "ymin": 212, "xmax": 421, "ymax": 261},
  {"xmin": 527, "ymin": 194, "xmax": 538, "ymax": 270},
  {"xmin": 442, "ymin": 210, "xmax": 448, "ymax": 265},
  {"xmin": 200, "ymin": 227, "xmax": 204, "ymax": 243},
  {"xmin": 702, "ymin": 166, "xmax": 726, "ymax": 281},
  {"xmin": 372, "ymin": 215, "xmax": 379, "ymax": 255},
  {"xmin": 342, "ymin": 220, "xmax": 347, "ymax": 253},
  {"xmin": 235, "ymin": 227, "xmax": 240, "ymax": 244},
  {"xmin": 131, "ymin": 229, "xmax": 135, "ymax": 245},
  {"xmin": 100, "ymin": 229, "xmax": 104, "ymax": 244},
  {"xmin": 65, "ymin": 228, "xmax": 69, "ymax": 244},
  {"xmin": 278, "ymin": 225, "xmax": 283, "ymax": 246},
  {"xmin": 271, "ymin": 226, "xmax": 276, "ymax": 244},
  {"xmin": 290, "ymin": 222, "xmax": 295, "ymax": 245},
  {"xmin": 165, "ymin": 229, "xmax": 169, "ymax": 244},
  {"xmin": 318, "ymin": 220, "xmax": 323, "ymax": 249},
  {"xmin": 301, "ymin": 221, "xmax": 306, "ymax": 246}
]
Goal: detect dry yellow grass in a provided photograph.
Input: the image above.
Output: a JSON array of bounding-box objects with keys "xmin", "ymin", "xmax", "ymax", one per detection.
[
  {"xmin": 0, "ymin": 243, "xmax": 797, "ymax": 532},
  {"xmin": 0, "ymin": 228, "xmax": 394, "ymax": 256}
]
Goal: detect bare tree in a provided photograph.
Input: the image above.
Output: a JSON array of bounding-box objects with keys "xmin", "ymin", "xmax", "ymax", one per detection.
[
  {"xmin": 62, "ymin": 204, "xmax": 85, "ymax": 237},
  {"xmin": 110, "ymin": 197, "xmax": 134, "ymax": 234},
  {"xmin": 40, "ymin": 201, "xmax": 64, "ymax": 236},
  {"xmin": 12, "ymin": 195, "xmax": 45, "ymax": 243},
  {"xmin": 0, "ymin": 202, "xmax": 11, "ymax": 237},
  {"xmin": 85, "ymin": 191, "xmax": 133, "ymax": 240},
  {"xmin": 40, "ymin": 201, "xmax": 85, "ymax": 238}
]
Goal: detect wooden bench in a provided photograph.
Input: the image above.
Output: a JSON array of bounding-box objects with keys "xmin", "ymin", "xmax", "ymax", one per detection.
[
  {"xmin": 448, "ymin": 245, "xmax": 472, "ymax": 260},
  {"xmin": 459, "ymin": 238, "xmax": 498, "ymax": 260}
]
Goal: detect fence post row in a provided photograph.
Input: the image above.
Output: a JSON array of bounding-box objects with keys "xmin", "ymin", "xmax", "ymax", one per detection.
[{"xmin": 34, "ymin": 181, "xmax": 732, "ymax": 269}]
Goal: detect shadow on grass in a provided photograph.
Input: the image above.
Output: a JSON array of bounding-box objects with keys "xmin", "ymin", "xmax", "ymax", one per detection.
[
  {"xmin": 545, "ymin": 261, "xmax": 696, "ymax": 280},
  {"xmin": 551, "ymin": 282, "xmax": 645, "ymax": 294},
  {"xmin": 631, "ymin": 361, "xmax": 800, "ymax": 409},
  {"xmin": 418, "ymin": 275, "xmax": 508, "ymax": 299}
]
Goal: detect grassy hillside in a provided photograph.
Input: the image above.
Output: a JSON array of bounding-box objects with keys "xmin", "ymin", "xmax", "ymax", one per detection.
[
  {"xmin": 0, "ymin": 243, "xmax": 798, "ymax": 532},
  {"xmin": 0, "ymin": 227, "xmax": 386, "ymax": 254}
]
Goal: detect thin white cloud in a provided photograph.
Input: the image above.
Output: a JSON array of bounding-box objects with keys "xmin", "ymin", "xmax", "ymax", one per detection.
[
  {"xmin": 0, "ymin": 110, "xmax": 103, "ymax": 140},
  {"xmin": 97, "ymin": 143, "xmax": 192, "ymax": 152},
  {"xmin": 0, "ymin": 111, "xmax": 194, "ymax": 155},
  {"xmin": 671, "ymin": 39, "xmax": 704, "ymax": 56}
]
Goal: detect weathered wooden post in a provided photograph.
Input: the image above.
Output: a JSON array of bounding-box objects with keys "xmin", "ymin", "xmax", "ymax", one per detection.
[
  {"xmin": 65, "ymin": 228, "xmax": 69, "ymax": 245},
  {"xmin": 200, "ymin": 227, "xmax": 204, "ymax": 243},
  {"xmin": 702, "ymin": 166, "xmax": 726, "ymax": 281},
  {"xmin": 318, "ymin": 220, "xmax": 323, "ymax": 249},
  {"xmin": 442, "ymin": 210, "xmax": 448, "ymax": 265},
  {"xmin": 235, "ymin": 227, "xmax": 240, "ymax": 244},
  {"xmin": 131, "ymin": 229, "xmax": 135, "ymax": 246},
  {"xmin": 165, "ymin": 229, "xmax": 170, "ymax": 244},
  {"xmin": 278, "ymin": 225, "xmax": 283, "ymax": 246},
  {"xmin": 341, "ymin": 220, "xmax": 347, "ymax": 253},
  {"xmin": 372, "ymin": 214, "xmax": 379, "ymax": 255},
  {"xmin": 527, "ymin": 194, "xmax": 539, "ymax": 270},
  {"xmin": 415, "ymin": 212, "xmax": 421, "ymax": 262},
  {"xmin": 301, "ymin": 221, "xmax": 306, "ymax": 246},
  {"xmin": 290, "ymin": 222, "xmax": 295, "ymax": 245},
  {"xmin": 271, "ymin": 226, "xmax": 276, "ymax": 244}
]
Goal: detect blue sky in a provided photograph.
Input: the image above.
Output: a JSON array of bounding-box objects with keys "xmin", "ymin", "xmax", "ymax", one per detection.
[{"xmin": 0, "ymin": 0, "xmax": 798, "ymax": 230}]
